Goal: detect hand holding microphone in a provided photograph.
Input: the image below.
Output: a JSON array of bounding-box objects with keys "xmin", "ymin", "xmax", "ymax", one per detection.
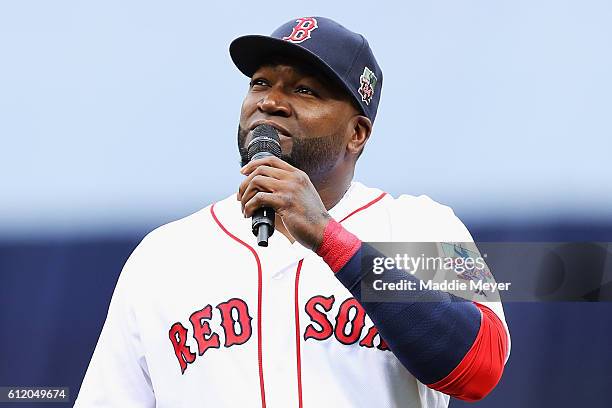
[{"xmin": 239, "ymin": 124, "xmax": 330, "ymax": 249}]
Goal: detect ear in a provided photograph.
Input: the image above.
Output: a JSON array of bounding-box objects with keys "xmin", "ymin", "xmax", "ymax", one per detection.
[{"xmin": 346, "ymin": 115, "xmax": 372, "ymax": 159}]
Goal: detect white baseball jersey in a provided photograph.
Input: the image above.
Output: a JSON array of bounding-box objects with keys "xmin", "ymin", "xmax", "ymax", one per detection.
[{"xmin": 75, "ymin": 181, "xmax": 510, "ymax": 408}]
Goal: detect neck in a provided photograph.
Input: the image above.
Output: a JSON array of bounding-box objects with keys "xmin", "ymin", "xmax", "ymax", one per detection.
[
  {"xmin": 312, "ymin": 163, "xmax": 354, "ymax": 210},
  {"xmin": 312, "ymin": 176, "xmax": 352, "ymax": 211}
]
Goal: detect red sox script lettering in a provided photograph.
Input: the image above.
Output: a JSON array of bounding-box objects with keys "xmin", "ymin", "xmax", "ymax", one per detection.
[
  {"xmin": 169, "ymin": 295, "xmax": 387, "ymax": 374},
  {"xmin": 304, "ymin": 295, "xmax": 389, "ymax": 350},
  {"xmin": 169, "ymin": 298, "xmax": 252, "ymax": 374}
]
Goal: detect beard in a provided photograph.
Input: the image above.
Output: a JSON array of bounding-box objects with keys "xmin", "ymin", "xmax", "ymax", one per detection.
[{"xmin": 237, "ymin": 125, "xmax": 344, "ymax": 182}]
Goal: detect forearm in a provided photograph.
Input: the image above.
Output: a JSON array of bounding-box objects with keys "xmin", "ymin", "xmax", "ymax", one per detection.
[{"xmin": 316, "ymin": 219, "xmax": 508, "ymax": 401}]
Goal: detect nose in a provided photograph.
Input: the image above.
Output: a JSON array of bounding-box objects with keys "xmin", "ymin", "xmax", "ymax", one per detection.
[{"xmin": 257, "ymin": 87, "xmax": 291, "ymax": 117}]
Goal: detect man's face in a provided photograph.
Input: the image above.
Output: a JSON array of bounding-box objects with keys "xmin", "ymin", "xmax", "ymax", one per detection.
[{"xmin": 238, "ymin": 60, "xmax": 359, "ymax": 182}]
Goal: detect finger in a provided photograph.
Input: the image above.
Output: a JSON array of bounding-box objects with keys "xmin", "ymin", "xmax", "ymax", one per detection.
[
  {"xmin": 240, "ymin": 176, "xmax": 285, "ymax": 212},
  {"xmin": 240, "ymin": 156, "xmax": 296, "ymax": 175},
  {"xmin": 241, "ymin": 176, "xmax": 283, "ymax": 206},
  {"xmin": 237, "ymin": 165, "xmax": 292, "ymax": 201},
  {"xmin": 243, "ymin": 191, "xmax": 286, "ymax": 218}
]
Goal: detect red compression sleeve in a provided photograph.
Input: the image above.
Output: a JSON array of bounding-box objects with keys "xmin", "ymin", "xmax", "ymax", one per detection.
[
  {"xmin": 427, "ymin": 303, "xmax": 509, "ymax": 401},
  {"xmin": 316, "ymin": 219, "xmax": 361, "ymax": 273}
]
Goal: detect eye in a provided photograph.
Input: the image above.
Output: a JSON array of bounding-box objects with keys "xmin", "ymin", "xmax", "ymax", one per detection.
[
  {"xmin": 295, "ymin": 85, "xmax": 318, "ymax": 97},
  {"xmin": 249, "ymin": 78, "xmax": 269, "ymax": 88}
]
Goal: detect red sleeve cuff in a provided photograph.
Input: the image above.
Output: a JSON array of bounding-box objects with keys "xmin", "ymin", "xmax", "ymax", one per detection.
[
  {"xmin": 427, "ymin": 303, "xmax": 509, "ymax": 401},
  {"xmin": 316, "ymin": 219, "xmax": 361, "ymax": 273}
]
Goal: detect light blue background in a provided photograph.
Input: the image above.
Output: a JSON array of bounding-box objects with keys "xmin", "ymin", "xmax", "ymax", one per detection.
[{"xmin": 1, "ymin": 1, "xmax": 610, "ymax": 236}]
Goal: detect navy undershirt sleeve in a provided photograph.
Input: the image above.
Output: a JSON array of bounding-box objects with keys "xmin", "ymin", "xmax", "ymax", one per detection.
[{"xmin": 335, "ymin": 242, "xmax": 482, "ymax": 385}]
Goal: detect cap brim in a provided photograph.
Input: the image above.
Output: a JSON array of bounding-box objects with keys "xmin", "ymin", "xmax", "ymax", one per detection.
[
  {"xmin": 230, "ymin": 35, "xmax": 332, "ymax": 77},
  {"xmin": 229, "ymin": 35, "xmax": 360, "ymax": 112}
]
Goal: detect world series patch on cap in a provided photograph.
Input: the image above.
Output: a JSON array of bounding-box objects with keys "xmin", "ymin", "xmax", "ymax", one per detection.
[{"xmin": 230, "ymin": 16, "xmax": 383, "ymax": 123}]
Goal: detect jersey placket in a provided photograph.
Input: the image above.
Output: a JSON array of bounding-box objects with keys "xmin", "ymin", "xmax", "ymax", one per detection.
[{"xmin": 257, "ymin": 235, "xmax": 309, "ymax": 407}]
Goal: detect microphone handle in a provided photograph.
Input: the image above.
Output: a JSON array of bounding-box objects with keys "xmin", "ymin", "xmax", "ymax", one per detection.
[{"xmin": 252, "ymin": 207, "xmax": 275, "ymax": 247}]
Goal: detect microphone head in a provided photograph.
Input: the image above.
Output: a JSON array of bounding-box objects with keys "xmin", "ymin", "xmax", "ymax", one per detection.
[{"xmin": 248, "ymin": 124, "xmax": 281, "ymax": 161}]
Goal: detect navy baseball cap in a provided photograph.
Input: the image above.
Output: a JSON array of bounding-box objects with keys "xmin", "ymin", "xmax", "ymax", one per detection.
[{"xmin": 230, "ymin": 17, "xmax": 383, "ymax": 123}]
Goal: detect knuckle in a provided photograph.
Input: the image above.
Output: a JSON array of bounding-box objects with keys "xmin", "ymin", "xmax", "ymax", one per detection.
[
  {"xmin": 296, "ymin": 172, "xmax": 308, "ymax": 185},
  {"xmin": 281, "ymin": 194, "xmax": 291, "ymax": 206}
]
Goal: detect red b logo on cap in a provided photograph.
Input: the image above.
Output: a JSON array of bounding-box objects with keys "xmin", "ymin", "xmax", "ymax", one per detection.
[{"xmin": 283, "ymin": 17, "xmax": 318, "ymax": 44}]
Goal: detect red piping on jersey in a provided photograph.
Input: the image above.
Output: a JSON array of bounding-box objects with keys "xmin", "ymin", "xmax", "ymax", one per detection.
[
  {"xmin": 338, "ymin": 192, "xmax": 387, "ymax": 223},
  {"xmin": 293, "ymin": 259, "xmax": 304, "ymax": 408},
  {"xmin": 210, "ymin": 203, "xmax": 266, "ymax": 408},
  {"xmin": 293, "ymin": 191, "xmax": 388, "ymax": 405}
]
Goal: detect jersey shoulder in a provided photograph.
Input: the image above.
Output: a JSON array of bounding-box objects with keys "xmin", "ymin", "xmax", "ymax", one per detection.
[
  {"xmin": 117, "ymin": 199, "xmax": 229, "ymax": 283},
  {"xmin": 137, "ymin": 203, "xmax": 216, "ymax": 253},
  {"xmin": 384, "ymin": 192, "xmax": 474, "ymax": 242}
]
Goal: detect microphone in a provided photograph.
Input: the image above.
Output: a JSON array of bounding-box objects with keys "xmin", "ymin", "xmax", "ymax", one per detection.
[{"xmin": 247, "ymin": 124, "xmax": 281, "ymax": 247}]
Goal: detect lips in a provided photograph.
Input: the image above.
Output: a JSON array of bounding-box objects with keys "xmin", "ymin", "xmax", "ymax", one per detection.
[{"xmin": 248, "ymin": 120, "xmax": 292, "ymax": 138}]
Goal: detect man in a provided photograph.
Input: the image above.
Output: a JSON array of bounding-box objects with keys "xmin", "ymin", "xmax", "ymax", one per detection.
[{"xmin": 75, "ymin": 16, "xmax": 509, "ymax": 407}]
